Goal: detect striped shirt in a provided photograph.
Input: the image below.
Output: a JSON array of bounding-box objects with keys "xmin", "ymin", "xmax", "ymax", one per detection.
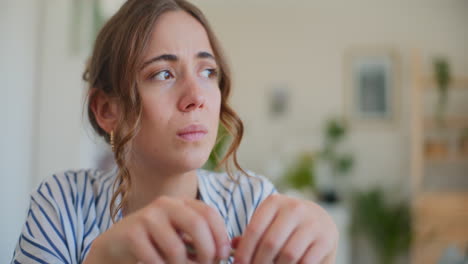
[{"xmin": 11, "ymin": 167, "xmax": 277, "ymax": 263}]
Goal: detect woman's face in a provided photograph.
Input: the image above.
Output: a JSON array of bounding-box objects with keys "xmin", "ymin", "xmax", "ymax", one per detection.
[{"xmin": 132, "ymin": 11, "xmax": 221, "ymax": 174}]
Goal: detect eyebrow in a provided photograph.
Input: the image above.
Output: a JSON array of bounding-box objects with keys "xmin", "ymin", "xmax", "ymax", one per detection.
[{"xmin": 141, "ymin": 51, "xmax": 216, "ymax": 70}]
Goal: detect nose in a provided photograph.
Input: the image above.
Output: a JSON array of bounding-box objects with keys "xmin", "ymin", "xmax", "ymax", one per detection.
[{"xmin": 178, "ymin": 78, "xmax": 206, "ymax": 112}]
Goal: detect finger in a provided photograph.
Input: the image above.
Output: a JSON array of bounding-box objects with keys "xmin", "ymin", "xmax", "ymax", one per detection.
[
  {"xmin": 234, "ymin": 194, "xmax": 280, "ymax": 264},
  {"xmin": 164, "ymin": 199, "xmax": 217, "ymax": 263},
  {"xmin": 299, "ymin": 240, "xmax": 329, "ymax": 264},
  {"xmin": 275, "ymin": 224, "xmax": 315, "ymax": 264},
  {"xmin": 129, "ymin": 225, "xmax": 165, "ymax": 264},
  {"xmin": 251, "ymin": 206, "xmax": 299, "ymax": 264},
  {"xmin": 184, "ymin": 199, "xmax": 231, "ymax": 260},
  {"xmin": 141, "ymin": 209, "xmax": 186, "ymax": 264}
]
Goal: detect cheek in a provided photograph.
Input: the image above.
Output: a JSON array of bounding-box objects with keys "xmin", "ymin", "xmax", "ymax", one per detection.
[
  {"xmin": 206, "ymin": 89, "xmax": 221, "ymax": 144},
  {"xmin": 139, "ymin": 96, "xmax": 171, "ymax": 135},
  {"xmin": 142, "ymin": 104, "xmax": 159, "ymax": 124},
  {"xmin": 211, "ymin": 88, "xmax": 222, "ymax": 117},
  {"xmin": 143, "ymin": 87, "xmax": 173, "ymax": 114}
]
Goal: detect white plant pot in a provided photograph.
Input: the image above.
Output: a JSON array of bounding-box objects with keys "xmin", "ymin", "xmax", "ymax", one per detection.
[{"xmin": 320, "ymin": 203, "xmax": 351, "ymax": 264}]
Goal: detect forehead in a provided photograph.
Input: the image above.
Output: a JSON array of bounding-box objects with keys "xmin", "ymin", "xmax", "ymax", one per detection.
[{"xmin": 145, "ymin": 10, "xmax": 214, "ymax": 57}]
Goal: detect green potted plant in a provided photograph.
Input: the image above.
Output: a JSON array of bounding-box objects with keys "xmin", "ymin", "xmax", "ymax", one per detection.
[
  {"xmin": 281, "ymin": 152, "xmax": 317, "ymax": 199},
  {"xmin": 425, "ymin": 58, "xmax": 452, "ymax": 160},
  {"xmin": 318, "ymin": 117, "xmax": 354, "ymax": 203},
  {"xmin": 351, "ymin": 188, "xmax": 411, "ymax": 264},
  {"xmin": 433, "ymin": 57, "xmax": 452, "ymax": 125}
]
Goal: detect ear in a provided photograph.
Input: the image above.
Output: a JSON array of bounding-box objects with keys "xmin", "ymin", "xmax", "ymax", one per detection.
[{"xmin": 89, "ymin": 89, "xmax": 120, "ymax": 134}]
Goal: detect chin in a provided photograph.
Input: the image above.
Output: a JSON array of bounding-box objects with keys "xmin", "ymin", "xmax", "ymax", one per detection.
[{"xmin": 175, "ymin": 149, "xmax": 211, "ymax": 172}]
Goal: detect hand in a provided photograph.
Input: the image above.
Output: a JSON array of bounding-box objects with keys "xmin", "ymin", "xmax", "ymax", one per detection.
[
  {"xmin": 83, "ymin": 196, "xmax": 231, "ymax": 264},
  {"xmin": 233, "ymin": 194, "xmax": 338, "ymax": 264}
]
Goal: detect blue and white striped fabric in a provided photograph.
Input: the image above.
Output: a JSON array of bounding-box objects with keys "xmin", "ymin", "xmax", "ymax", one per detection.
[{"xmin": 11, "ymin": 167, "xmax": 277, "ymax": 263}]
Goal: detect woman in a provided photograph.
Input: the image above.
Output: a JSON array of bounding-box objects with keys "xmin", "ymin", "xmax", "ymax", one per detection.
[{"xmin": 12, "ymin": 0, "xmax": 338, "ymax": 263}]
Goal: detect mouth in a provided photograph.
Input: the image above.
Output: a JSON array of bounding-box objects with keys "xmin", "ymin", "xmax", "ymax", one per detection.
[{"xmin": 177, "ymin": 124, "xmax": 208, "ymax": 142}]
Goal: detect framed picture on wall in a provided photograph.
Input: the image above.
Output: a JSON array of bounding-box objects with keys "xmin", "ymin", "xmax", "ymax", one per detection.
[{"xmin": 343, "ymin": 47, "xmax": 400, "ymax": 126}]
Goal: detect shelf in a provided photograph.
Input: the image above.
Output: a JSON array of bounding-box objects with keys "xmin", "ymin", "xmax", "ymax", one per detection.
[
  {"xmin": 422, "ymin": 76, "xmax": 468, "ymax": 89},
  {"xmin": 423, "ymin": 159, "xmax": 468, "ymax": 192},
  {"xmin": 410, "ymin": 51, "xmax": 468, "ymax": 264},
  {"xmin": 424, "ymin": 116, "xmax": 468, "ymax": 129},
  {"xmin": 425, "ymin": 155, "xmax": 468, "ymax": 163},
  {"xmin": 413, "ymin": 192, "xmax": 468, "ymax": 203}
]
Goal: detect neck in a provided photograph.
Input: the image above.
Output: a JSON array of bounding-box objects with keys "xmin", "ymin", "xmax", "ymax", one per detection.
[{"xmin": 123, "ymin": 163, "xmax": 199, "ymax": 216}]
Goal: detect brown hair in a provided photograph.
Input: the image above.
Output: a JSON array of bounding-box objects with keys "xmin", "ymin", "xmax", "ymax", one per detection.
[{"xmin": 83, "ymin": 0, "xmax": 246, "ymax": 221}]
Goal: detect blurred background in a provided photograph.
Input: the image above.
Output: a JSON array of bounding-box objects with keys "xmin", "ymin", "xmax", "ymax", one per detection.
[{"xmin": 1, "ymin": 0, "xmax": 467, "ymax": 263}]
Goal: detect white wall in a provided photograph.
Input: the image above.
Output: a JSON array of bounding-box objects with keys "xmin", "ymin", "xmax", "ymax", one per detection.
[
  {"xmin": 0, "ymin": 0, "xmax": 39, "ymax": 262},
  {"xmin": 0, "ymin": 0, "xmax": 101, "ymax": 261},
  {"xmin": 34, "ymin": 0, "xmax": 101, "ymax": 187}
]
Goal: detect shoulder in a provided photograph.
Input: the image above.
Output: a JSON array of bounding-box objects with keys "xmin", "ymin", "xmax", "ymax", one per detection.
[
  {"xmin": 31, "ymin": 167, "xmax": 118, "ymax": 230},
  {"xmin": 12, "ymin": 168, "xmax": 117, "ymax": 263},
  {"xmin": 33, "ymin": 167, "xmax": 117, "ymax": 206}
]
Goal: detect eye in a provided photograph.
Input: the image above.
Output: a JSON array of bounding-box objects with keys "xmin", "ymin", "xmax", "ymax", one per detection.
[
  {"xmin": 152, "ymin": 70, "xmax": 173, "ymax": 81},
  {"xmin": 201, "ymin": 68, "xmax": 218, "ymax": 79}
]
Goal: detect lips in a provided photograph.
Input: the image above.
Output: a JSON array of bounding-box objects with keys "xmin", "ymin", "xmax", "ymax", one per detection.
[{"xmin": 177, "ymin": 124, "xmax": 208, "ymax": 142}]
